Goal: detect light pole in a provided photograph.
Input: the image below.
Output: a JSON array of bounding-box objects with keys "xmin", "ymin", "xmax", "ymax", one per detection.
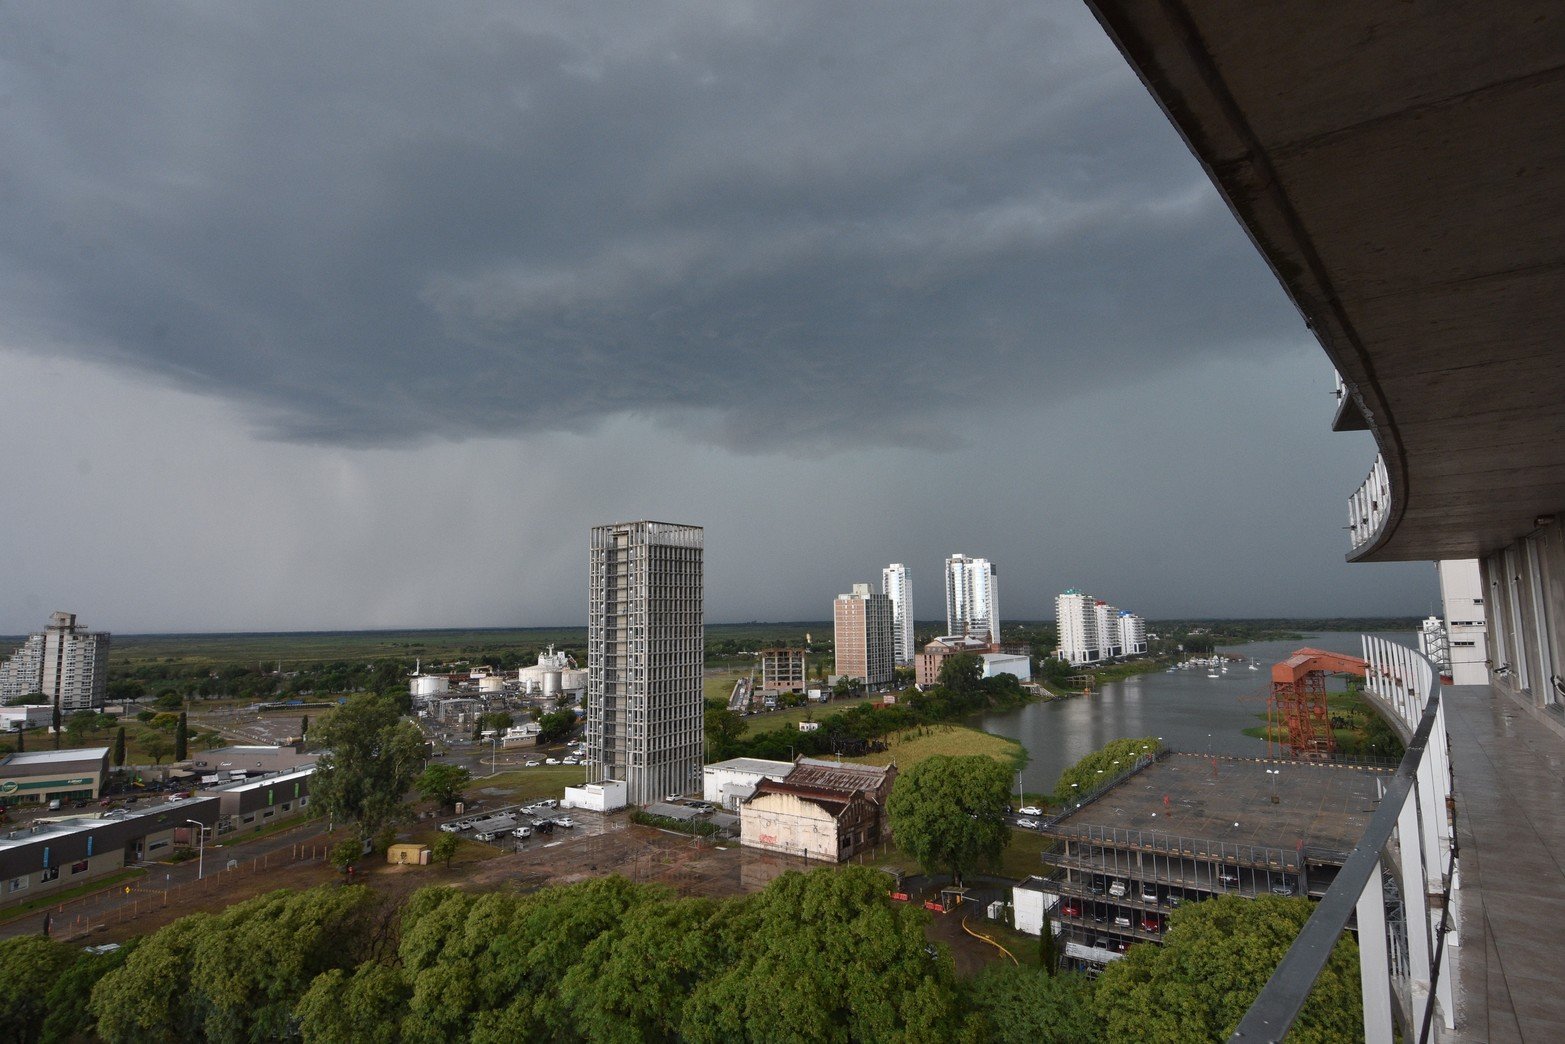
[
  {"xmin": 489, "ymin": 734, "xmax": 498, "ymax": 778},
  {"xmin": 184, "ymin": 819, "xmax": 206, "ymax": 880}
]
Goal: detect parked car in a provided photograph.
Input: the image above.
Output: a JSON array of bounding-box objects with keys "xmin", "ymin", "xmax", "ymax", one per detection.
[
  {"xmin": 1017, "ymin": 805, "xmax": 1043, "ymax": 817},
  {"xmin": 438, "ymin": 822, "xmax": 461, "ymax": 833},
  {"xmin": 553, "ymin": 817, "xmax": 575, "ymax": 829},
  {"xmin": 1014, "ymin": 818, "xmax": 1039, "ymax": 829},
  {"xmin": 1087, "ymin": 880, "xmax": 1105, "ymax": 895},
  {"xmin": 1108, "ymin": 879, "xmax": 1127, "ymax": 897},
  {"xmin": 1140, "ymin": 916, "xmax": 1162, "ymax": 933},
  {"xmin": 1271, "ymin": 881, "xmax": 1295, "ymax": 896},
  {"xmin": 1140, "ymin": 886, "xmax": 1159, "ymax": 903},
  {"xmin": 1112, "ymin": 914, "xmax": 1132, "ymax": 928},
  {"xmin": 1059, "ymin": 903, "xmax": 1082, "ymax": 918},
  {"xmin": 536, "ymin": 799, "xmax": 559, "ymax": 809},
  {"xmin": 1217, "ymin": 871, "xmax": 1240, "ymax": 887},
  {"xmin": 545, "ymin": 758, "xmax": 561, "ymax": 765},
  {"xmin": 476, "ymin": 831, "xmax": 498, "ymax": 842},
  {"xmin": 512, "ymin": 826, "xmax": 532, "ymax": 839},
  {"xmin": 524, "ymin": 760, "xmax": 541, "ymax": 768}
]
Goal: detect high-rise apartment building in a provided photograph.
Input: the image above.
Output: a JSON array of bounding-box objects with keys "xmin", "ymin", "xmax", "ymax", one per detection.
[
  {"xmin": 1094, "ymin": 601, "xmax": 1123, "ymax": 659},
  {"xmin": 1117, "ymin": 611, "xmax": 1148, "ymax": 656},
  {"xmin": 1, "ymin": 613, "xmax": 109, "ymax": 712},
  {"xmin": 586, "ymin": 521, "xmax": 704, "ymax": 805},
  {"xmin": 0, "ymin": 634, "xmax": 46, "ymax": 703},
  {"xmin": 881, "ymin": 563, "xmax": 914, "ymax": 667},
  {"xmin": 1055, "ymin": 590, "xmax": 1100, "ymax": 666},
  {"xmin": 834, "ymin": 583, "xmax": 895, "ymax": 688},
  {"xmin": 1434, "ymin": 560, "xmax": 1489, "ymax": 686},
  {"xmin": 945, "ymin": 554, "xmax": 1000, "ymax": 644}
]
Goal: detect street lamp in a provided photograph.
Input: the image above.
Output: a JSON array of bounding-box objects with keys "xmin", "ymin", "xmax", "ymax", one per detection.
[{"xmin": 184, "ymin": 820, "xmax": 206, "ymax": 880}]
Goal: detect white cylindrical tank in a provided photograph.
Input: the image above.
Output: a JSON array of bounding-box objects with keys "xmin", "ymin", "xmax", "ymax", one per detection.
[
  {"xmin": 479, "ymin": 675, "xmax": 506, "ymax": 693},
  {"xmin": 561, "ymin": 668, "xmax": 588, "ymax": 692},
  {"xmin": 543, "ymin": 670, "xmax": 563, "ymax": 697},
  {"xmin": 411, "ymin": 675, "xmax": 450, "ymax": 698}
]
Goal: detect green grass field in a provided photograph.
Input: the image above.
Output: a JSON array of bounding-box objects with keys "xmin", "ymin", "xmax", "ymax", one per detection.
[
  {"xmin": 845, "ymin": 724, "xmax": 1026, "ymax": 772},
  {"xmin": 739, "ymin": 691, "xmax": 882, "ymax": 736},
  {"xmin": 468, "ymin": 764, "xmax": 591, "ymax": 805}
]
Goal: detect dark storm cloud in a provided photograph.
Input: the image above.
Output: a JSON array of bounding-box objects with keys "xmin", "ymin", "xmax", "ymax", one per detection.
[{"xmin": 0, "ymin": 1, "xmax": 1298, "ymax": 452}]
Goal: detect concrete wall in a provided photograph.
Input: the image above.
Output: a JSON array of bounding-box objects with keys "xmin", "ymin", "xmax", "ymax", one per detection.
[
  {"xmin": 1482, "ymin": 525, "xmax": 1565, "ymax": 728},
  {"xmin": 740, "ymin": 791, "xmax": 840, "ymax": 861}
]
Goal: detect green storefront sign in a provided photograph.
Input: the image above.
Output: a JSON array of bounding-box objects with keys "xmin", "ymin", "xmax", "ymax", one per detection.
[{"xmin": 0, "ymin": 776, "xmax": 94, "ymax": 793}]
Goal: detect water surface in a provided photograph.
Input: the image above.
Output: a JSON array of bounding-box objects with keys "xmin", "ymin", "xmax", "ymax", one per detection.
[{"xmin": 975, "ymin": 630, "xmax": 1414, "ymax": 795}]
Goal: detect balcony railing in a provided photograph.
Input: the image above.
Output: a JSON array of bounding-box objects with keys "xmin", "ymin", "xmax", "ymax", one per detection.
[
  {"xmin": 1348, "ymin": 455, "xmax": 1391, "ymax": 553},
  {"xmin": 1231, "ymin": 637, "xmax": 1455, "ymax": 1042}
]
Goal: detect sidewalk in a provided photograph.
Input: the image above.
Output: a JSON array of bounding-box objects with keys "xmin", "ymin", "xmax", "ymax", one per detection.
[{"xmin": 1442, "ymin": 683, "xmax": 1565, "ymax": 1042}]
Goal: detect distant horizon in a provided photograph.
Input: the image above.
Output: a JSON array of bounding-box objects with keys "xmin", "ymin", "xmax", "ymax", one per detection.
[{"xmin": 0, "ymin": 614, "xmax": 1428, "ymax": 643}]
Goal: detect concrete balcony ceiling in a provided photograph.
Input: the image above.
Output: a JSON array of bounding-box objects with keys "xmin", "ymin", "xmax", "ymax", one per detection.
[{"xmin": 1085, "ymin": 1, "xmax": 1565, "ymax": 562}]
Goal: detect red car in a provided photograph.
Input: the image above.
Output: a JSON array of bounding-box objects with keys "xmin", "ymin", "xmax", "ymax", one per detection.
[
  {"xmin": 1140, "ymin": 916, "xmax": 1163, "ymax": 933},
  {"xmin": 1060, "ymin": 903, "xmax": 1082, "ymax": 918}
]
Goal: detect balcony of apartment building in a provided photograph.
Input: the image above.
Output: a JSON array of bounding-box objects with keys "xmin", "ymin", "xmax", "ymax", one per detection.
[{"xmin": 1080, "ymin": 2, "xmax": 1565, "ymax": 1038}]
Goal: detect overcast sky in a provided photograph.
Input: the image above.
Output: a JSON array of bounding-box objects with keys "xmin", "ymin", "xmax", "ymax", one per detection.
[{"xmin": 0, "ymin": 1, "xmax": 1436, "ymax": 635}]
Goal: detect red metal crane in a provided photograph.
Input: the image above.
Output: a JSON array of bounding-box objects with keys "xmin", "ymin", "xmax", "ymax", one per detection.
[{"xmin": 1268, "ymin": 648, "xmax": 1369, "ymax": 760}]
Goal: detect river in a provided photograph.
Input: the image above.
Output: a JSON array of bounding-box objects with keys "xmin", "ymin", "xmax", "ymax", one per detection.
[{"xmin": 973, "ymin": 630, "xmax": 1416, "ymax": 795}]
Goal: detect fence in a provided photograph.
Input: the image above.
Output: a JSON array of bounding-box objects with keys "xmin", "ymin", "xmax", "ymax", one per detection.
[
  {"xmin": 1231, "ymin": 636, "xmax": 1454, "ymax": 1042},
  {"xmin": 44, "ymin": 839, "xmax": 332, "ymax": 942}
]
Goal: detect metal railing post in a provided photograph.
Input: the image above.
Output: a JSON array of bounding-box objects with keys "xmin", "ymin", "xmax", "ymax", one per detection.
[{"xmin": 1357, "ymin": 862, "xmax": 1395, "ymax": 1044}]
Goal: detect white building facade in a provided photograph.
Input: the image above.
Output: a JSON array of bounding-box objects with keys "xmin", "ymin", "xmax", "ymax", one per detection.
[
  {"xmin": 945, "ymin": 554, "xmax": 1000, "ymax": 644},
  {"xmin": 1056, "ymin": 590, "xmax": 1100, "ymax": 666},
  {"xmin": 586, "ymin": 521, "xmax": 704, "ymax": 805},
  {"xmin": 0, "ymin": 634, "xmax": 45, "ymax": 703},
  {"xmin": 2, "ymin": 613, "xmax": 109, "ymax": 712},
  {"xmin": 1118, "ymin": 612, "xmax": 1148, "ymax": 656},
  {"xmin": 1436, "ymin": 559, "xmax": 1489, "ymax": 686},
  {"xmin": 1094, "ymin": 602, "xmax": 1122, "ymax": 659},
  {"xmin": 881, "ymin": 563, "xmax": 915, "ymax": 667}
]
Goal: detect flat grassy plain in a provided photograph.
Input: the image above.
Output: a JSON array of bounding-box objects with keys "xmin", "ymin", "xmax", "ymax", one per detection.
[
  {"xmin": 846, "ymin": 723, "xmax": 1026, "ymax": 772},
  {"xmin": 738, "ymin": 691, "xmax": 883, "ymax": 736}
]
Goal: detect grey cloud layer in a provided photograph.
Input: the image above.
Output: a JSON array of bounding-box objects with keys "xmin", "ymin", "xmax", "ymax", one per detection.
[{"xmin": 0, "ymin": 1, "xmax": 1300, "ymax": 452}]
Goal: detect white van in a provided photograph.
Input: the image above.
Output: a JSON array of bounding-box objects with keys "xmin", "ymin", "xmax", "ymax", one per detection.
[{"xmin": 1108, "ymin": 879, "xmax": 1127, "ymax": 897}]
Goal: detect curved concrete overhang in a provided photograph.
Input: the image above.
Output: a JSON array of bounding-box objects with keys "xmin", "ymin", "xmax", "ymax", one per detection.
[{"xmin": 1084, "ymin": 1, "xmax": 1565, "ymax": 562}]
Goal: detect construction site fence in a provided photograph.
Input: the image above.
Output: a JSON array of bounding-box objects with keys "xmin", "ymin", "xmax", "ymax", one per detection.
[{"xmin": 45, "ymin": 840, "xmax": 332, "ymax": 942}]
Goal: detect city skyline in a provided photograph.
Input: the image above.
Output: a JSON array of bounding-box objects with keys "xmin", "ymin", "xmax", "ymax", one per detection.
[{"xmin": 0, "ymin": 3, "xmax": 1437, "ymax": 634}]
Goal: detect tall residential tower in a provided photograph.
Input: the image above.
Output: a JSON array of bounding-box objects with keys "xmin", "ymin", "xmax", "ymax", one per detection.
[
  {"xmin": 0, "ymin": 612, "xmax": 109, "ymax": 712},
  {"xmin": 881, "ymin": 563, "xmax": 914, "ymax": 667},
  {"xmin": 834, "ymin": 583, "xmax": 895, "ymax": 688},
  {"xmin": 586, "ymin": 521, "xmax": 704, "ymax": 805},
  {"xmin": 945, "ymin": 554, "xmax": 1000, "ymax": 644}
]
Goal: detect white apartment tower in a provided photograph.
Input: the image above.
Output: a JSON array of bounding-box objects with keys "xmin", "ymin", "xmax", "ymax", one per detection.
[
  {"xmin": 0, "ymin": 633, "xmax": 46, "ymax": 703},
  {"xmin": 1056, "ymin": 590, "xmax": 1100, "ymax": 666},
  {"xmin": 881, "ymin": 563, "xmax": 915, "ymax": 667},
  {"xmin": 834, "ymin": 583, "xmax": 895, "ymax": 687},
  {"xmin": 1, "ymin": 613, "xmax": 109, "ymax": 712},
  {"xmin": 945, "ymin": 554, "xmax": 1000, "ymax": 644},
  {"xmin": 1436, "ymin": 559, "xmax": 1489, "ymax": 686},
  {"xmin": 1118, "ymin": 611, "xmax": 1148, "ymax": 656},
  {"xmin": 586, "ymin": 521, "xmax": 704, "ymax": 805},
  {"xmin": 1094, "ymin": 602, "xmax": 1123, "ymax": 659}
]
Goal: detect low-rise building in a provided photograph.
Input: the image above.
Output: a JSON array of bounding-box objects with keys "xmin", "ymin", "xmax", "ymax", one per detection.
[
  {"xmin": 739, "ymin": 758, "xmax": 895, "ymax": 863},
  {"xmin": 0, "ymin": 747, "xmax": 111, "ymax": 806},
  {"xmin": 0, "ymin": 795, "xmax": 220, "ymax": 905},
  {"xmin": 702, "ymin": 757, "xmax": 794, "ymax": 810},
  {"xmin": 201, "ymin": 766, "xmax": 315, "ymax": 835},
  {"xmin": 980, "ymin": 653, "xmax": 1032, "ymax": 682},
  {"xmin": 1022, "ymin": 753, "xmax": 1388, "ymax": 972},
  {"xmin": 191, "ymin": 744, "xmax": 315, "ymax": 777},
  {"xmin": 759, "ymin": 648, "xmax": 808, "ymax": 696},
  {"xmin": 562, "ymin": 778, "xmax": 627, "ymax": 812},
  {"xmin": 915, "ymin": 634, "xmax": 994, "ymax": 688}
]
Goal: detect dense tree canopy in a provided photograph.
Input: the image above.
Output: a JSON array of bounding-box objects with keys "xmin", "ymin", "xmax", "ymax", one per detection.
[
  {"xmin": 90, "ymin": 886, "xmax": 385, "ymax": 1043},
  {"xmin": 414, "ymin": 763, "xmax": 472, "ymax": 809},
  {"xmin": 886, "ymin": 754, "xmax": 1013, "ymax": 883},
  {"xmin": 964, "ymin": 964, "xmax": 1095, "ymax": 1044},
  {"xmin": 311, "ymin": 694, "xmax": 427, "ymax": 840},
  {"xmin": 1092, "ymin": 894, "xmax": 1362, "ymax": 1043}
]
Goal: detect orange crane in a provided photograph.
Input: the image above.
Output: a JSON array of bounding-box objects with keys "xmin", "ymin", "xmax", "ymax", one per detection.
[{"xmin": 1268, "ymin": 648, "xmax": 1369, "ymax": 760}]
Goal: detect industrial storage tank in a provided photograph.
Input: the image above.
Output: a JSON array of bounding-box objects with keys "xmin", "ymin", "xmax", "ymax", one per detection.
[
  {"xmin": 542, "ymin": 670, "xmax": 563, "ymax": 698},
  {"xmin": 478, "ymin": 675, "xmax": 506, "ymax": 694},
  {"xmin": 411, "ymin": 675, "xmax": 450, "ymax": 698},
  {"xmin": 561, "ymin": 668, "xmax": 589, "ymax": 692}
]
